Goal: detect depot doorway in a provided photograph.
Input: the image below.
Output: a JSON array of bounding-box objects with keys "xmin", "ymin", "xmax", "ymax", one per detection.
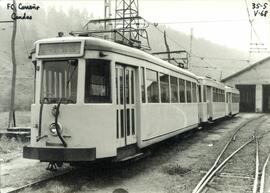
[
  {"xmin": 263, "ymin": 85, "xmax": 270, "ymax": 113},
  {"xmin": 236, "ymin": 85, "xmax": 256, "ymax": 112}
]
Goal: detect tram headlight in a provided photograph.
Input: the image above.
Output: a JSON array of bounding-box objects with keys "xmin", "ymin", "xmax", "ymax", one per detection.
[{"xmin": 49, "ymin": 122, "xmax": 63, "ymax": 136}]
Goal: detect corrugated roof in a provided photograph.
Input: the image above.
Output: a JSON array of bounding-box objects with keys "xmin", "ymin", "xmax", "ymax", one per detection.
[{"xmin": 221, "ymin": 56, "xmax": 270, "ymax": 82}]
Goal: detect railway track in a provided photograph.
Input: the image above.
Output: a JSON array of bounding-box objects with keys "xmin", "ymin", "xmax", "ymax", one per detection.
[
  {"xmin": 3, "ymin": 166, "xmax": 73, "ymax": 193},
  {"xmin": 192, "ymin": 115, "xmax": 270, "ymax": 193}
]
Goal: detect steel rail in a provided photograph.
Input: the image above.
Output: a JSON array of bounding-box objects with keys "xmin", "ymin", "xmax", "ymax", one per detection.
[
  {"xmin": 5, "ymin": 169, "xmax": 72, "ymax": 193},
  {"xmin": 192, "ymin": 116, "xmax": 263, "ymax": 193},
  {"xmin": 195, "ymin": 138, "xmax": 255, "ymax": 193},
  {"xmin": 259, "ymin": 153, "xmax": 270, "ymax": 193},
  {"xmin": 253, "ymin": 137, "xmax": 259, "ymax": 193},
  {"xmin": 194, "ymin": 118, "xmax": 268, "ymax": 193}
]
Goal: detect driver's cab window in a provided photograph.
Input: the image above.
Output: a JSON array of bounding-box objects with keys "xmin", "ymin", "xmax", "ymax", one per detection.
[{"xmin": 41, "ymin": 60, "xmax": 78, "ymax": 103}]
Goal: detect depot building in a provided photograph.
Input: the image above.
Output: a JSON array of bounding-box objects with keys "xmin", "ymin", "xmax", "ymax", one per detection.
[{"xmin": 222, "ymin": 56, "xmax": 270, "ymax": 113}]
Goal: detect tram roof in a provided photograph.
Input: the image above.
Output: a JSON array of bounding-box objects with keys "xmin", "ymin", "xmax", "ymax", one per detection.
[
  {"xmin": 33, "ymin": 37, "xmax": 198, "ymax": 80},
  {"xmin": 197, "ymin": 76, "xmax": 225, "ymax": 89},
  {"xmin": 225, "ymin": 85, "xmax": 239, "ymax": 94}
]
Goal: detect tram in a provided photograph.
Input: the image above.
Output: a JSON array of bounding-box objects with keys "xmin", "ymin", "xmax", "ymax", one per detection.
[{"xmin": 23, "ymin": 36, "xmax": 239, "ymax": 165}]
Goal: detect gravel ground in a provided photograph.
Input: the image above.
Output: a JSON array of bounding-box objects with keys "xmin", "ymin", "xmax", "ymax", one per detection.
[
  {"xmin": 206, "ymin": 115, "xmax": 268, "ymax": 193},
  {"xmin": 1, "ymin": 113, "xmax": 269, "ymax": 193},
  {"xmin": 257, "ymin": 115, "xmax": 270, "ymax": 193}
]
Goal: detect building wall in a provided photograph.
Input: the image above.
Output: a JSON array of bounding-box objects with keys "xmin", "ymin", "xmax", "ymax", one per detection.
[{"xmin": 223, "ymin": 59, "xmax": 270, "ymax": 113}]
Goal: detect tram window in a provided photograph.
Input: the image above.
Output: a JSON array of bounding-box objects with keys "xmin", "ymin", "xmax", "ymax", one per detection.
[
  {"xmin": 42, "ymin": 60, "xmax": 78, "ymax": 103},
  {"xmin": 186, "ymin": 81, "xmax": 192, "ymax": 103},
  {"xmin": 141, "ymin": 68, "xmax": 146, "ymax": 103},
  {"xmin": 203, "ymin": 86, "xmax": 207, "ymax": 102},
  {"xmin": 146, "ymin": 69, "xmax": 159, "ymax": 103},
  {"xmin": 170, "ymin": 76, "xmax": 178, "ymax": 103},
  {"xmin": 198, "ymin": 85, "xmax": 202, "ymax": 102},
  {"xmin": 216, "ymin": 89, "xmax": 219, "ymax": 102},
  {"xmin": 213, "ymin": 88, "xmax": 217, "ymax": 102},
  {"xmin": 192, "ymin": 82, "xmax": 197, "ymax": 102},
  {"xmin": 179, "ymin": 79, "xmax": 186, "ymax": 103},
  {"xmin": 85, "ymin": 59, "xmax": 111, "ymax": 103},
  {"xmin": 160, "ymin": 73, "xmax": 169, "ymax": 103},
  {"xmin": 217, "ymin": 89, "xmax": 220, "ymax": 102}
]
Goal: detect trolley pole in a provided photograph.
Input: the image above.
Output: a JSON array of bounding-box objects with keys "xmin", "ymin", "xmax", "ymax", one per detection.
[
  {"xmin": 189, "ymin": 28, "xmax": 193, "ymax": 69},
  {"xmin": 163, "ymin": 31, "xmax": 171, "ymax": 63},
  {"xmin": 8, "ymin": 0, "xmax": 17, "ymax": 128}
]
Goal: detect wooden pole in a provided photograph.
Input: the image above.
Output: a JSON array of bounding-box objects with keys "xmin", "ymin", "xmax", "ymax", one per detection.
[{"xmin": 8, "ymin": 0, "xmax": 17, "ymax": 128}]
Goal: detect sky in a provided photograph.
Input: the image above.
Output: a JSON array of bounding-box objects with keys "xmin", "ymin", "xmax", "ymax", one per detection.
[
  {"xmin": 1, "ymin": 0, "xmax": 270, "ymax": 54},
  {"xmin": 39, "ymin": 0, "xmax": 270, "ymax": 53}
]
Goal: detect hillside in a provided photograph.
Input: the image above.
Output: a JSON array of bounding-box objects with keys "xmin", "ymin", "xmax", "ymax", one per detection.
[
  {"xmin": 0, "ymin": 5, "xmax": 257, "ymax": 112},
  {"xmin": 146, "ymin": 25, "xmax": 251, "ymax": 80}
]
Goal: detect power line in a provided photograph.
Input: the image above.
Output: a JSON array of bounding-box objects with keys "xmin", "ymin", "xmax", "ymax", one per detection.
[
  {"xmin": 152, "ymin": 19, "xmax": 249, "ymax": 25},
  {"xmin": 244, "ymin": 0, "xmax": 264, "ymax": 44},
  {"xmin": 192, "ymin": 55, "xmax": 250, "ymax": 62},
  {"xmin": 147, "ymin": 20, "xmax": 221, "ymax": 71}
]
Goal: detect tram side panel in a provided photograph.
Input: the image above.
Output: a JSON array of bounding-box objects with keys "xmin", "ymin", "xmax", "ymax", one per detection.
[
  {"xmin": 212, "ymin": 102, "xmax": 226, "ymax": 120},
  {"xmin": 139, "ymin": 103, "xmax": 199, "ymax": 147},
  {"xmin": 136, "ymin": 62, "xmax": 200, "ymax": 148}
]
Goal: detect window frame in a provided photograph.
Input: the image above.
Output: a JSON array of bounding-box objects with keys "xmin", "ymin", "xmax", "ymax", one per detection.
[
  {"xmin": 84, "ymin": 59, "xmax": 112, "ymax": 103},
  {"xmin": 146, "ymin": 68, "xmax": 159, "ymax": 103},
  {"xmin": 170, "ymin": 76, "xmax": 179, "ymax": 103},
  {"xmin": 186, "ymin": 81, "xmax": 192, "ymax": 103},
  {"xmin": 179, "ymin": 78, "xmax": 186, "ymax": 103},
  {"xmin": 41, "ymin": 59, "xmax": 79, "ymax": 104},
  {"xmin": 159, "ymin": 73, "xmax": 170, "ymax": 103},
  {"xmin": 140, "ymin": 67, "xmax": 146, "ymax": 103}
]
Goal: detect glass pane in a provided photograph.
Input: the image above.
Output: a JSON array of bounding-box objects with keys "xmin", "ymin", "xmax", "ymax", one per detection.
[
  {"xmin": 170, "ymin": 76, "xmax": 178, "ymax": 103},
  {"xmin": 42, "ymin": 60, "xmax": 78, "ymax": 103},
  {"xmin": 186, "ymin": 81, "xmax": 192, "ymax": 103},
  {"xmin": 125, "ymin": 70, "xmax": 130, "ymax": 104},
  {"xmin": 179, "ymin": 79, "xmax": 186, "ymax": 103},
  {"xmin": 131, "ymin": 70, "xmax": 134, "ymax": 104},
  {"xmin": 198, "ymin": 85, "xmax": 202, "ymax": 102},
  {"xmin": 85, "ymin": 59, "xmax": 111, "ymax": 103},
  {"xmin": 116, "ymin": 110, "xmax": 119, "ymax": 138},
  {"xmin": 146, "ymin": 69, "xmax": 159, "ymax": 103},
  {"xmin": 192, "ymin": 82, "xmax": 197, "ymax": 102},
  {"xmin": 132, "ymin": 109, "xmax": 135, "ymax": 135},
  {"xmin": 160, "ymin": 73, "xmax": 169, "ymax": 103},
  {"xmin": 120, "ymin": 109, "xmax": 124, "ymax": 138},
  {"xmin": 116, "ymin": 68, "xmax": 119, "ymax": 104},
  {"xmin": 120, "ymin": 69, "xmax": 124, "ymax": 104},
  {"xmin": 127, "ymin": 109, "xmax": 130, "ymax": 136},
  {"xmin": 141, "ymin": 68, "xmax": 146, "ymax": 103}
]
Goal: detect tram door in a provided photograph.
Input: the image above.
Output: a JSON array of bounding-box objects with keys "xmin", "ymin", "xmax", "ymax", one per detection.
[{"xmin": 115, "ymin": 64, "xmax": 137, "ymax": 147}]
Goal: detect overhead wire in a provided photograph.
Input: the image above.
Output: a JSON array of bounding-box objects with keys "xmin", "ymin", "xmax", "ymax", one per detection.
[
  {"xmin": 244, "ymin": 0, "xmax": 264, "ymax": 44},
  {"xmin": 153, "ymin": 19, "xmax": 249, "ymax": 25},
  {"xmin": 145, "ymin": 19, "xmax": 221, "ymax": 70}
]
